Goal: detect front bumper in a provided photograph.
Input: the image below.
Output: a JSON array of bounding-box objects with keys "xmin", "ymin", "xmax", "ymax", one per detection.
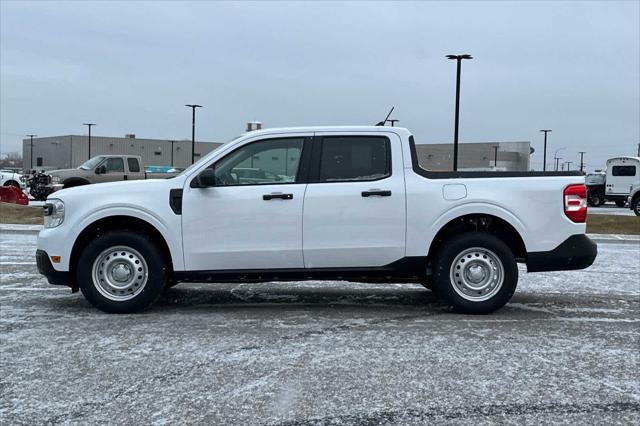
[
  {"xmin": 526, "ymin": 234, "xmax": 597, "ymax": 273},
  {"xmin": 36, "ymin": 249, "xmax": 70, "ymax": 286}
]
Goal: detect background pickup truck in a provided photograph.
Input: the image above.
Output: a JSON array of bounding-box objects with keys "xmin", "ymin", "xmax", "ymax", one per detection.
[
  {"xmin": 36, "ymin": 126, "xmax": 597, "ymax": 314},
  {"xmin": 47, "ymin": 155, "xmax": 180, "ymax": 190}
]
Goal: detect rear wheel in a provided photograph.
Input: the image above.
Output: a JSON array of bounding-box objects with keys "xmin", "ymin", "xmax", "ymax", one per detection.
[
  {"xmin": 77, "ymin": 231, "xmax": 168, "ymax": 313},
  {"xmin": 589, "ymin": 193, "xmax": 601, "ymax": 207},
  {"xmin": 432, "ymin": 232, "xmax": 518, "ymax": 314}
]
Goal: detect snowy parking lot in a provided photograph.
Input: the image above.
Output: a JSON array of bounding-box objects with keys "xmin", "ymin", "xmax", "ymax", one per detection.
[{"xmin": 1, "ymin": 232, "xmax": 639, "ymax": 424}]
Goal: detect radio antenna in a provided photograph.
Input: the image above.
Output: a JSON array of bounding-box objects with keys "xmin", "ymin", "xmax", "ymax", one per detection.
[{"xmin": 375, "ymin": 106, "xmax": 395, "ymax": 126}]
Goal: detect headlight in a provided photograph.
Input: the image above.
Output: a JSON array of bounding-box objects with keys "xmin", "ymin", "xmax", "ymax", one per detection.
[
  {"xmin": 44, "ymin": 199, "xmax": 65, "ymax": 228},
  {"xmin": 51, "ymin": 176, "xmax": 61, "ymax": 184},
  {"xmin": 19, "ymin": 175, "xmax": 26, "ymax": 182}
]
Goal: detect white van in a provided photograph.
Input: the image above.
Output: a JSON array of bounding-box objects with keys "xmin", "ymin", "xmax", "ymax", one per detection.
[{"xmin": 605, "ymin": 157, "xmax": 640, "ymax": 206}]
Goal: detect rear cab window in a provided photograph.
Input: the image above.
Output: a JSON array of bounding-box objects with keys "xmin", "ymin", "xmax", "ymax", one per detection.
[
  {"xmin": 612, "ymin": 166, "xmax": 637, "ymax": 177},
  {"xmin": 316, "ymin": 136, "xmax": 390, "ymax": 182}
]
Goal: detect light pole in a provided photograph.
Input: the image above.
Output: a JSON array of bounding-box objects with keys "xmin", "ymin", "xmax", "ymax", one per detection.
[
  {"xmin": 185, "ymin": 104, "xmax": 202, "ymax": 164},
  {"xmin": 446, "ymin": 54, "xmax": 472, "ymax": 171},
  {"xmin": 579, "ymin": 151, "xmax": 586, "ymax": 173},
  {"xmin": 83, "ymin": 123, "xmax": 96, "ymax": 159},
  {"xmin": 539, "ymin": 129, "xmax": 552, "ymax": 171},
  {"xmin": 26, "ymin": 134, "xmax": 36, "ymax": 170},
  {"xmin": 556, "ymin": 157, "xmax": 563, "ymax": 171},
  {"xmin": 493, "ymin": 145, "xmax": 498, "ymax": 168},
  {"xmin": 553, "ymin": 147, "xmax": 566, "ymax": 171},
  {"xmin": 566, "ymin": 161, "xmax": 572, "ymax": 171}
]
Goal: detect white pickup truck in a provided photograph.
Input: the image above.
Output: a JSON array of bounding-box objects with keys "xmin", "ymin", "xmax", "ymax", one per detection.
[{"xmin": 37, "ymin": 126, "xmax": 597, "ymax": 314}]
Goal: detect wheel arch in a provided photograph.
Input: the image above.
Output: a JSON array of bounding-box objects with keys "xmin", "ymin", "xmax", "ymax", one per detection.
[
  {"xmin": 427, "ymin": 213, "xmax": 528, "ymax": 263},
  {"xmin": 3, "ymin": 180, "xmax": 20, "ymax": 187},
  {"xmin": 69, "ymin": 215, "xmax": 174, "ymax": 291},
  {"xmin": 63, "ymin": 178, "xmax": 90, "ymax": 188}
]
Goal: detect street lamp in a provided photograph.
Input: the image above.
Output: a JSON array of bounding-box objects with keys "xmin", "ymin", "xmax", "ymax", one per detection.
[
  {"xmin": 446, "ymin": 54, "xmax": 473, "ymax": 171},
  {"xmin": 83, "ymin": 123, "xmax": 96, "ymax": 159},
  {"xmin": 185, "ymin": 104, "xmax": 202, "ymax": 164},
  {"xmin": 26, "ymin": 134, "xmax": 36, "ymax": 170},
  {"xmin": 493, "ymin": 145, "xmax": 498, "ymax": 168},
  {"xmin": 553, "ymin": 147, "xmax": 566, "ymax": 171},
  {"xmin": 539, "ymin": 129, "xmax": 552, "ymax": 171}
]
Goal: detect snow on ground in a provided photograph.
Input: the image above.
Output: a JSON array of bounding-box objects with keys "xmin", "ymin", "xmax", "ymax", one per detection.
[{"xmin": 1, "ymin": 232, "xmax": 639, "ymax": 424}]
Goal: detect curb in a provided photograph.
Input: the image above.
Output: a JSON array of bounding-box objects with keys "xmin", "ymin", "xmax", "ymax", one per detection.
[{"xmin": 1, "ymin": 224, "xmax": 638, "ymax": 245}]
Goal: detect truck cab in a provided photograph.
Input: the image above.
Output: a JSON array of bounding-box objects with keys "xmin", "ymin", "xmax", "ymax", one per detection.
[{"xmin": 605, "ymin": 156, "xmax": 640, "ymax": 207}]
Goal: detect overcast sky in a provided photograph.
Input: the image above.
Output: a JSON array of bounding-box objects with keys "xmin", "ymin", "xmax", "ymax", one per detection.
[{"xmin": 1, "ymin": 0, "xmax": 638, "ymax": 171}]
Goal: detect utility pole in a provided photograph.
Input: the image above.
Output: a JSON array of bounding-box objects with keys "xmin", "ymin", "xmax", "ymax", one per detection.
[
  {"xmin": 579, "ymin": 151, "xmax": 586, "ymax": 173},
  {"xmin": 446, "ymin": 54, "xmax": 473, "ymax": 171},
  {"xmin": 566, "ymin": 161, "xmax": 572, "ymax": 171},
  {"xmin": 553, "ymin": 147, "xmax": 566, "ymax": 172},
  {"xmin": 83, "ymin": 123, "xmax": 96, "ymax": 160},
  {"xmin": 185, "ymin": 104, "xmax": 202, "ymax": 164},
  {"xmin": 493, "ymin": 145, "xmax": 498, "ymax": 168},
  {"xmin": 26, "ymin": 134, "xmax": 36, "ymax": 170},
  {"xmin": 539, "ymin": 129, "xmax": 552, "ymax": 171}
]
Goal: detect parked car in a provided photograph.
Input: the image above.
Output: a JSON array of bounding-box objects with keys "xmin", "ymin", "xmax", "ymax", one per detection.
[
  {"xmin": 36, "ymin": 126, "xmax": 597, "ymax": 314},
  {"xmin": 585, "ymin": 172, "xmax": 606, "ymax": 206},
  {"xmin": 0, "ymin": 169, "xmax": 26, "ymax": 189},
  {"xmin": 37, "ymin": 155, "xmax": 181, "ymax": 195},
  {"xmin": 605, "ymin": 156, "xmax": 640, "ymax": 207},
  {"xmin": 628, "ymin": 183, "xmax": 640, "ymax": 216}
]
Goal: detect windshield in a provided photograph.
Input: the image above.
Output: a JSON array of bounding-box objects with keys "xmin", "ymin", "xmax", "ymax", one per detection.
[
  {"xmin": 585, "ymin": 173, "xmax": 605, "ymax": 185},
  {"xmin": 175, "ymin": 135, "xmax": 243, "ymax": 177},
  {"xmin": 79, "ymin": 156, "xmax": 106, "ymax": 170}
]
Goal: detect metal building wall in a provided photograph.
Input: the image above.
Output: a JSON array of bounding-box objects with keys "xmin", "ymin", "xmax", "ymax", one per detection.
[
  {"xmin": 22, "ymin": 136, "xmax": 73, "ymax": 171},
  {"xmin": 414, "ymin": 141, "xmax": 531, "ymax": 172},
  {"xmin": 23, "ymin": 135, "xmax": 222, "ymax": 171}
]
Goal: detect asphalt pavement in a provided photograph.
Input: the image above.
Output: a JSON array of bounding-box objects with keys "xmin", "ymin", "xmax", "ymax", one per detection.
[{"xmin": 1, "ymin": 232, "xmax": 639, "ymax": 425}]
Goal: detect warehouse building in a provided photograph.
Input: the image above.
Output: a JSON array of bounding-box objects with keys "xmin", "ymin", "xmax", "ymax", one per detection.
[
  {"xmin": 23, "ymin": 133, "xmax": 531, "ymax": 172},
  {"xmin": 22, "ymin": 135, "xmax": 222, "ymax": 171}
]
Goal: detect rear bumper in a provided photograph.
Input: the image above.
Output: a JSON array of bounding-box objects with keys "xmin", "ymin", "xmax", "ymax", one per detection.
[
  {"xmin": 36, "ymin": 250, "xmax": 70, "ymax": 286},
  {"xmin": 527, "ymin": 234, "xmax": 597, "ymax": 273}
]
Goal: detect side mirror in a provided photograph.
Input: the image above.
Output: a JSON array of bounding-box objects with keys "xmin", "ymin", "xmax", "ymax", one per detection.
[
  {"xmin": 96, "ymin": 165, "xmax": 106, "ymax": 174},
  {"xmin": 191, "ymin": 168, "xmax": 216, "ymax": 188}
]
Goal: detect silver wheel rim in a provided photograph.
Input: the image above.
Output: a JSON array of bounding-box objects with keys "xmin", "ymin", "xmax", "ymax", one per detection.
[
  {"xmin": 449, "ymin": 247, "xmax": 504, "ymax": 302},
  {"xmin": 635, "ymin": 201, "xmax": 640, "ymax": 215},
  {"xmin": 92, "ymin": 246, "xmax": 148, "ymax": 301}
]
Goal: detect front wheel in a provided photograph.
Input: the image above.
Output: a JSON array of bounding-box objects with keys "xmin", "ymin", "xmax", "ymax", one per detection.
[
  {"xmin": 432, "ymin": 232, "xmax": 518, "ymax": 314},
  {"xmin": 633, "ymin": 197, "xmax": 640, "ymax": 217},
  {"xmin": 77, "ymin": 231, "xmax": 168, "ymax": 313}
]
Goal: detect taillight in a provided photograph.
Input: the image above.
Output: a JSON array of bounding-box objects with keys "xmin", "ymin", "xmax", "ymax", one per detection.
[{"xmin": 564, "ymin": 184, "xmax": 587, "ymax": 223}]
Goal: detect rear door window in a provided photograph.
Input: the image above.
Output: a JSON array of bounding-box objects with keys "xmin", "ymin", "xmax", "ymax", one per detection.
[
  {"xmin": 317, "ymin": 136, "xmax": 390, "ymax": 182},
  {"xmin": 127, "ymin": 158, "xmax": 140, "ymax": 173}
]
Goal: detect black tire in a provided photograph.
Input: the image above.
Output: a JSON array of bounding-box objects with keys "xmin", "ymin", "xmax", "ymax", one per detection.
[
  {"xmin": 589, "ymin": 193, "xmax": 601, "ymax": 207},
  {"xmin": 3, "ymin": 180, "xmax": 20, "ymax": 188},
  {"xmin": 77, "ymin": 231, "xmax": 168, "ymax": 313},
  {"xmin": 432, "ymin": 232, "xmax": 518, "ymax": 314},
  {"xmin": 633, "ymin": 197, "xmax": 640, "ymax": 217},
  {"xmin": 615, "ymin": 200, "xmax": 626, "ymax": 208}
]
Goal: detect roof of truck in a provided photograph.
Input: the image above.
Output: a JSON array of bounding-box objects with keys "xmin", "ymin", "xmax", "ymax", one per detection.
[{"xmin": 241, "ymin": 126, "xmax": 413, "ymax": 137}]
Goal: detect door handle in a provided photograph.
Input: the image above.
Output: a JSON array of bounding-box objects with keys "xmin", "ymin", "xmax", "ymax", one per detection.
[
  {"xmin": 263, "ymin": 193, "xmax": 294, "ymax": 200},
  {"xmin": 361, "ymin": 190, "xmax": 391, "ymax": 197}
]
